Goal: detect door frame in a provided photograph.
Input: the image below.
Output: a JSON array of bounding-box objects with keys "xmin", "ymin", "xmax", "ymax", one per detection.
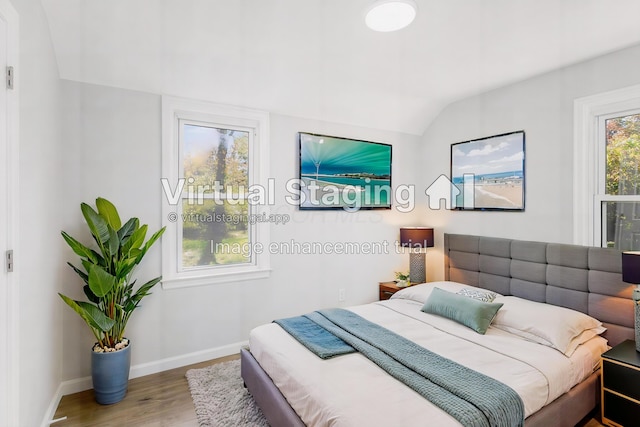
[{"xmin": 0, "ymin": 0, "xmax": 19, "ymax": 425}]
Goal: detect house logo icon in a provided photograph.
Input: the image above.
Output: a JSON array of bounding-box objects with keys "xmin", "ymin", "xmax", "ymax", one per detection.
[{"xmin": 425, "ymin": 174, "xmax": 475, "ymax": 210}]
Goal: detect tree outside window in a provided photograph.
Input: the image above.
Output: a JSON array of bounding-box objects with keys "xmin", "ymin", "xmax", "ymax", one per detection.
[
  {"xmin": 181, "ymin": 124, "xmax": 251, "ymax": 268},
  {"xmin": 603, "ymin": 113, "xmax": 640, "ymax": 250}
]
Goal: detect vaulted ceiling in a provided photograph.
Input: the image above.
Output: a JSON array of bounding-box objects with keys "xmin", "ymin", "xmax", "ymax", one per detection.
[{"xmin": 41, "ymin": 0, "xmax": 640, "ymax": 135}]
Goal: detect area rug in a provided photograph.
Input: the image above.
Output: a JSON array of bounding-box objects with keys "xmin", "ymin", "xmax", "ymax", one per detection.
[{"xmin": 186, "ymin": 359, "xmax": 269, "ymax": 426}]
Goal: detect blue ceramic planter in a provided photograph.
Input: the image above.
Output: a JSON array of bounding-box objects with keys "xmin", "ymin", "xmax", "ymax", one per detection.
[{"xmin": 91, "ymin": 341, "xmax": 131, "ymax": 405}]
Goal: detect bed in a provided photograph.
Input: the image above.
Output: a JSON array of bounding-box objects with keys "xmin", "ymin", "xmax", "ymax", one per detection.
[{"xmin": 241, "ymin": 233, "xmax": 635, "ymax": 426}]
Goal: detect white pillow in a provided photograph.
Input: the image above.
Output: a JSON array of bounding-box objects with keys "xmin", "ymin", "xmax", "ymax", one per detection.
[
  {"xmin": 456, "ymin": 287, "xmax": 498, "ymax": 302},
  {"xmin": 564, "ymin": 327, "xmax": 607, "ymax": 357},
  {"xmin": 390, "ymin": 281, "xmax": 475, "ymax": 304},
  {"xmin": 492, "ymin": 296, "xmax": 605, "ymax": 356}
]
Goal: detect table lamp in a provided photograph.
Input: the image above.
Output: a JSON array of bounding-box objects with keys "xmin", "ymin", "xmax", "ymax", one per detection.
[
  {"xmin": 400, "ymin": 227, "xmax": 434, "ymax": 284},
  {"xmin": 622, "ymin": 251, "xmax": 640, "ymax": 351}
]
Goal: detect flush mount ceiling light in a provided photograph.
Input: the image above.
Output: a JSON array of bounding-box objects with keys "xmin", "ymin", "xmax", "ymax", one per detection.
[{"xmin": 365, "ymin": 0, "xmax": 417, "ymax": 32}]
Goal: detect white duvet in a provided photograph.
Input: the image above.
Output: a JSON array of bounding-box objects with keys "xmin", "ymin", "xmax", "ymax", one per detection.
[{"xmin": 249, "ymin": 282, "xmax": 607, "ymax": 427}]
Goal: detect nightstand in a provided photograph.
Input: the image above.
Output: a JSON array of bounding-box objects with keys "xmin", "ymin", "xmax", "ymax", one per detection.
[
  {"xmin": 379, "ymin": 281, "xmax": 402, "ymax": 301},
  {"xmin": 601, "ymin": 340, "xmax": 640, "ymax": 426}
]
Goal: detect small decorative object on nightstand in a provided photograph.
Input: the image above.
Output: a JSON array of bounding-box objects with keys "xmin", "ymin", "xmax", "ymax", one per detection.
[
  {"xmin": 601, "ymin": 340, "xmax": 640, "ymax": 426},
  {"xmin": 394, "ymin": 271, "xmax": 410, "ymax": 288},
  {"xmin": 379, "ymin": 281, "xmax": 402, "ymax": 301},
  {"xmin": 622, "ymin": 251, "xmax": 640, "ymax": 351}
]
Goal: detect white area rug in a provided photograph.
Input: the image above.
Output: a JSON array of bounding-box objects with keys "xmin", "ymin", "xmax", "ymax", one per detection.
[{"xmin": 186, "ymin": 359, "xmax": 269, "ymax": 426}]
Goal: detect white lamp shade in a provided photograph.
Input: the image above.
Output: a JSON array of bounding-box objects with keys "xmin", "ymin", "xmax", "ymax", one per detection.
[{"xmin": 365, "ymin": 0, "xmax": 417, "ymax": 32}]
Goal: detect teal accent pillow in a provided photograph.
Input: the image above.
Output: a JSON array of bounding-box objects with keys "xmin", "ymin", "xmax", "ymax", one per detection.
[{"xmin": 421, "ymin": 287, "xmax": 503, "ymax": 334}]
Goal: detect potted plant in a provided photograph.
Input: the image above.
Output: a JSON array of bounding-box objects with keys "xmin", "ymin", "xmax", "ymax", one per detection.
[
  {"xmin": 395, "ymin": 271, "xmax": 410, "ymax": 288},
  {"xmin": 59, "ymin": 197, "xmax": 165, "ymax": 404}
]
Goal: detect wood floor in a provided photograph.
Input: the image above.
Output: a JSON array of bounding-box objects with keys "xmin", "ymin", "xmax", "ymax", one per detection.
[
  {"xmin": 53, "ymin": 353, "xmax": 605, "ymax": 427},
  {"xmin": 53, "ymin": 354, "xmax": 239, "ymax": 427}
]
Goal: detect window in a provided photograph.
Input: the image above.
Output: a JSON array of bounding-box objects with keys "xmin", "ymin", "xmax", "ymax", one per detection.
[
  {"xmin": 599, "ymin": 112, "xmax": 640, "ymax": 249},
  {"xmin": 574, "ymin": 85, "xmax": 640, "ymax": 250},
  {"xmin": 161, "ymin": 97, "xmax": 271, "ymax": 288}
]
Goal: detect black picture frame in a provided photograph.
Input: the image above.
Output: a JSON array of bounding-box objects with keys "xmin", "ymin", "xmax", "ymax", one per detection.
[{"xmin": 450, "ymin": 130, "xmax": 525, "ymax": 211}]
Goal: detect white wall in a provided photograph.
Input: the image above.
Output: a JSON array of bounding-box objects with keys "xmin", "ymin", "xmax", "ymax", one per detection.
[
  {"xmin": 58, "ymin": 80, "xmax": 423, "ymax": 382},
  {"xmin": 11, "ymin": 0, "xmax": 65, "ymax": 425},
  {"xmin": 419, "ymin": 43, "xmax": 640, "ymax": 281}
]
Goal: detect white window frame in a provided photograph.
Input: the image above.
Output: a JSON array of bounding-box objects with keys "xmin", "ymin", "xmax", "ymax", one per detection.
[
  {"xmin": 161, "ymin": 96, "xmax": 271, "ymax": 289},
  {"xmin": 573, "ymin": 84, "xmax": 640, "ymax": 246}
]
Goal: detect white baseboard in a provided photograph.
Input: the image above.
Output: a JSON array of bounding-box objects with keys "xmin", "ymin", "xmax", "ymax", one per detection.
[
  {"xmin": 129, "ymin": 340, "xmax": 248, "ymax": 382},
  {"xmin": 40, "ymin": 382, "xmax": 67, "ymax": 427},
  {"xmin": 41, "ymin": 340, "xmax": 248, "ymax": 427}
]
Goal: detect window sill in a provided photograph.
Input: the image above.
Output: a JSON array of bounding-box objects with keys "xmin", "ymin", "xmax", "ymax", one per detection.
[{"xmin": 161, "ymin": 268, "xmax": 272, "ymax": 290}]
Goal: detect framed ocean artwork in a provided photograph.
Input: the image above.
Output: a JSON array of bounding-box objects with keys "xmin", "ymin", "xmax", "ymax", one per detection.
[
  {"xmin": 298, "ymin": 132, "xmax": 392, "ymax": 210},
  {"xmin": 450, "ymin": 131, "xmax": 525, "ymax": 211}
]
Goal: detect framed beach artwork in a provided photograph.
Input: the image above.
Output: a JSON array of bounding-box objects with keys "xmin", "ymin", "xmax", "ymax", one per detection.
[
  {"xmin": 450, "ymin": 131, "xmax": 525, "ymax": 211},
  {"xmin": 298, "ymin": 132, "xmax": 392, "ymax": 210}
]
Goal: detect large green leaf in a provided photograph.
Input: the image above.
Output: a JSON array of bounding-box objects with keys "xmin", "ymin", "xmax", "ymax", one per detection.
[
  {"xmin": 107, "ymin": 225, "xmax": 119, "ymax": 258},
  {"xmin": 118, "ymin": 217, "xmax": 139, "ymax": 243},
  {"xmin": 61, "ymin": 232, "xmax": 98, "ymax": 263},
  {"xmin": 88, "ymin": 265, "xmax": 117, "ymax": 298},
  {"xmin": 135, "ymin": 227, "xmax": 166, "ymax": 263},
  {"xmin": 81, "ymin": 259, "xmax": 93, "ymax": 274},
  {"xmin": 76, "ymin": 301, "xmax": 116, "ymax": 333},
  {"xmin": 81, "ymin": 203, "xmax": 110, "ymax": 248},
  {"xmin": 145, "ymin": 227, "xmax": 166, "ymax": 251},
  {"xmin": 122, "ymin": 224, "xmax": 148, "ymax": 255},
  {"xmin": 96, "ymin": 197, "xmax": 122, "ymax": 230},
  {"xmin": 59, "ymin": 294, "xmax": 115, "ymax": 333},
  {"xmin": 116, "ymin": 257, "xmax": 139, "ymax": 279}
]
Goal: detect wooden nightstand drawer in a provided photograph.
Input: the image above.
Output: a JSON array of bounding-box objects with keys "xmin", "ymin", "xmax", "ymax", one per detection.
[
  {"xmin": 603, "ymin": 390, "xmax": 640, "ymax": 426},
  {"xmin": 380, "ymin": 290, "xmax": 395, "ymax": 300},
  {"xmin": 603, "ymin": 359, "xmax": 640, "ymax": 402},
  {"xmin": 379, "ymin": 281, "xmax": 401, "ymax": 301}
]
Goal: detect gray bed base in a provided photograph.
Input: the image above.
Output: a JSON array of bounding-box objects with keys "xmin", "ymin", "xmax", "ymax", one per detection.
[
  {"xmin": 241, "ymin": 348, "xmax": 306, "ymax": 427},
  {"xmin": 241, "ymin": 233, "xmax": 635, "ymax": 426}
]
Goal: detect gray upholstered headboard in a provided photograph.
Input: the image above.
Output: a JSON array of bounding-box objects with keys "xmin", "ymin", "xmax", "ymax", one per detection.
[{"xmin": 444, "ymin": 233, "xmax": 634, "ymax": 347}]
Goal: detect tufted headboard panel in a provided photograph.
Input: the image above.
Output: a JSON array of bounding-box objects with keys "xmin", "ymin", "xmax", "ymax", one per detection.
[{"xmin": 444, "ymin": 233, "xmax": 634, "ymax": 347}]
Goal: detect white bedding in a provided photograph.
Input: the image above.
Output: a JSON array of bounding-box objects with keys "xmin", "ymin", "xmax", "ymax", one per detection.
[{"xmin": 249, "ymin": 282, "xmax": 608, "ymax": 427}]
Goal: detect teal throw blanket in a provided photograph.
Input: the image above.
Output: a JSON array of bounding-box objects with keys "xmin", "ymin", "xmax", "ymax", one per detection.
[{"xmin": 274, "ymin": 315, "xmax": 355, "ymax": 359}]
